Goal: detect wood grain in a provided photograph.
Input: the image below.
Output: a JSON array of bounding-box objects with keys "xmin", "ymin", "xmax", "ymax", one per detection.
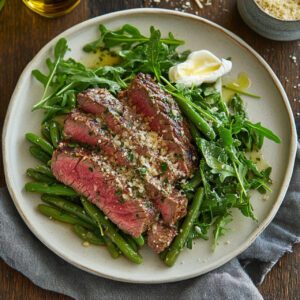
[{"xmin": 0, "ymin": 0, "xmax": 299, "ymax": 299}]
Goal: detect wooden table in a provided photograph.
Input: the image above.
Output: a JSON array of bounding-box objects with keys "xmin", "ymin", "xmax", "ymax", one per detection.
[{"xmin": 0, "ymin": 0, "xmax": 299, "ymax": 299}]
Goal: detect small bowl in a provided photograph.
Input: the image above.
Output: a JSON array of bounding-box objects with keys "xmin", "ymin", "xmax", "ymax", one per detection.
[{"xmin": 237, "ymin": 0, "xmax": 300, "ymax": 41}]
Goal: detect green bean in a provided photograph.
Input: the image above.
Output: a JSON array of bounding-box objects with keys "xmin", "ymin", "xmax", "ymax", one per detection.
[
  {"xmin": 186, "ymin": 192, "xmax": 194, "ymax": 201},
  {"xmin": 47, "ymin": 159, "xmax": 52, "ymax": 167},
  {"xmin": 73, "ymin": 224, "xmax": 105, "ymax": 245},
  {"xmin": 35, "ymin": 165, "xmax": 55, "ymax": 178},
  {"xmin": 26, "ymin": 133, "xmax": 54, "ymax": 155},
  {"xmin": 121, "ymin": 233, "xmax": 138, "ymax": 252},
  {"xmin": 189, "ymin": 121, "xmax": 202, "ymax": 142},
  {"xmin": 133, "ymin": 235, "xmax": 145, "ymax": 247},
  {"xmin": 67, "ymin": 92, "xmax": 77, "ymax": 108},
  {"xmin": 49, "ymin": 121, "xmax": 60, "ymax": 148},
  {"xmin": 26, "ymin": 168, "xmax": 57, "ymax": 184},
  {"xmin": 103, "ymin": 234, "xmax": 121, "ymax": 259},
  {"xmin": 160, "ymin": 77, "xmax": 216, "ymax": 140},
  {"xmin": 182, "ymin": 170, "xmax": 202, "ymax": 192},
  {"xmin": 25, "ymin": 182, "xmax": 78, "ymax": 197},
  {"xmin": 174, "ymin": 96, "xmax": 216, "ymax": 140},
  {"xmin": 164, "ymin": 188, "xmax": 204, "ymax": 267},
  {"xmin": 37, "ymin": 204, "xmax": 94, "ymax": 230},
  {"xmin": 159, "ymin": 248, "xmax": 169, "ymax": 261},
  {"xmin": 81, "ymin": 197, "xmax": 142, "ymax": 264},
  {"xmin": 41, "ymin": 194, "xmax": 97, "ymax": 227},
  {"xmin": 29, "ymin": 146, "xmax": 51, "ymax": 164},
  {"xmin": 41, "ymin": 122, "xmax": 52, "ymax": 143}
]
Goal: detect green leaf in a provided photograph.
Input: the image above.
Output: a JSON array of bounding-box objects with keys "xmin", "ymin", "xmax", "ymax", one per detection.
[
  {"xmin": 147, "ymin": 26, "xmax": 162, "ymax": 81},
  {"xmin": 244, "ymin": 121, "xmax": 281, "ymax": 144},
  {"xmin": 218, "ymin": 126, "xmax": 233, "ymax": 146},
  {"xmin": 54, "ymin": 38, "xmax": 69, "ymax": 60},
  {"xmin": 213, "ymin": 213, "xmax": 233, "ymax": 248},
  {"xmin": 32, "ymin": 70, "xmax": 48, "ymax": 87},
  {"xmin": 197, "ymin": 138, "xmax": 235, "ymax": 182}
]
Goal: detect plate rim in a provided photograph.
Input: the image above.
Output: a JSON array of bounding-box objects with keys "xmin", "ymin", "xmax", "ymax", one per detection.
[{"xmin": 2, "ymin": 8, "xmax": 298, "ymax": 283}]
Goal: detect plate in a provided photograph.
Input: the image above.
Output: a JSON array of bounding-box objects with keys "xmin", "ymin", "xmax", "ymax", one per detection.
[{"xmin": 2, "ymin": 8, "xmax": 297, "ymax": 283}]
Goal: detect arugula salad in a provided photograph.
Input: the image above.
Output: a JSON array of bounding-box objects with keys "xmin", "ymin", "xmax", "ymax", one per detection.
[{"xmin": 24, "ymin": 24, "xmax": 281, "ymax": 266}]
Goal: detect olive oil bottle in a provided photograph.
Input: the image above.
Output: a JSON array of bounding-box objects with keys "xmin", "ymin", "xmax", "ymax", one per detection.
[{"xmin": 23, "ymin": 0, "xmax": 81, "ymax": 18}]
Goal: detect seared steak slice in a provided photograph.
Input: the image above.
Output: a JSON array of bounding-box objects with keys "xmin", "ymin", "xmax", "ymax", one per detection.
[
  {"xmin": 64, "ymin": 109, "xmax": 128, "ymax": 167},
  {"xmin": 63, "ymin": 109, "xmax": 188, "ymax": 225},
  {"xmin": 127, "ymin": 73, "xmax": 197, "ymax": 176},
  {"xmin": 147, "ymin": 223, "xmax": 177, "ymax": 253},
  {"xmin": 51, "ymin": 143, "xmax": 155, "ymax": 238},
  {"xmin": 77, "ymin": 88, "xmax": 134, "ymax": 137},
  {"xmin": 64, "ymin": 109, "xmax": 180, "ymax": 181},
  {"xmin": 77, "ymin": 89, "xmax": 186, "ymax": 183},
  {"xmin": 146, "ymin": 178, "xmax": 187, "ymax": 225}
]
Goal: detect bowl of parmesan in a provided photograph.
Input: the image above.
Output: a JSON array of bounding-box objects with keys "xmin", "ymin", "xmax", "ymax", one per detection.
[{"xmin": 237, "ymin": 0, "xmax": 300, "ymax": 41}]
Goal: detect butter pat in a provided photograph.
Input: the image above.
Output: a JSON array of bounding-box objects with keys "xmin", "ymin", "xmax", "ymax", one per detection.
[{"xmin": 169, "ymin": 50, "xmax": 232, "ymax": 87}]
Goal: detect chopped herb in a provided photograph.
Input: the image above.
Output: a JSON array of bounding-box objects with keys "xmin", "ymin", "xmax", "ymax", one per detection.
[
  {"xmin": 174, "ymin": 153, "xmax": 183, "ymax": 159},
  {"xmin": 88, "ymin": 131, "xmax": 93, "ymax": 136},
  {"xmin": 139, "ymin": 166, "xmax": 147, "ymax": 176},
  {"xmin": 164, "ymin": 178, "xmax": 169, "ymax": 184},
  {"xmin": 136, "ymin": 192, "xmax": 145, "ymax": 199},
  {"xmin": 101, "ymin": 125, "xmax": 109, "ymax": 131},
  {"xmin": 119, "ymin": 197, "xmax": 125, "ymax": 204},
  {"xmin": 68, "ymin": 142, "xmax": 79, "ymax": 148},
  {"xmin": 104, "ymin": 108, "xmax": 109, "ymax": 114},
  {"xmin": 136, "ymin": 214, "xmax": 139, "ymax": 218},
  {"xmin": 128, "ymin": 151, "xmax": 134, "ymax": 162},
  {"xmin": 168, "ymin": 111, "xmax": 176, "ymax": 120},
  {"xmin": 96, "ymin": 191, "xmax": 100, "ymax": 195},
  {"xmin": 88, "ymin": 167, "xmax": 93, "ymax": 172},
  {"xmin": 115, "ymin": 189, "xmax": 122, "ymax": 195},
  {"xmin": 160, "ymin": 162, "xmax": 168, "ymax": 174},
  {"xmin": 161, "ymin": 196, "xmax": 165, "ymax": 203}
]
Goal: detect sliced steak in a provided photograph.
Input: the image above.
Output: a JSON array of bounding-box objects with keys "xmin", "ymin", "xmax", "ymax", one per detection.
[
  {"xmin": 147, "ymin": 223, "xmax": 177, "ymax": 253},
  {"xmin": 51, "ymin": 143, "xmax": 155, "ymax": 238},
  {"xmin": 77, "ymin": 89, "xmax": 186, "ymax": 183},
  {"xmin": 63, "ymin": 109, "xmax": 188, "ymax": 225},
  {"xmin": 146, "ymin": 178, "xmax": 187, "ymax": 225},
  {"xmin": 127, "ymin": 73, "xmax": 197, "ymax": 176},
  {"xmin": 63, "ymin": 109, "xmax": 128, "ymax": 167}
]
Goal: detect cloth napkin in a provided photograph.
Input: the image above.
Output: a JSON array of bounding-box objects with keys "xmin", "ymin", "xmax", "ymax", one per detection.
[{"xmin": 1, "ymin": 129, "xmax": 299, "ymax": 300}]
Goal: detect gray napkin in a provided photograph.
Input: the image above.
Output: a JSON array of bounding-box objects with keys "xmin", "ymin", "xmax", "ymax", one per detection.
[{"xmin": 1, "ymin": 141, "xmax": 299, "ymax": 300}]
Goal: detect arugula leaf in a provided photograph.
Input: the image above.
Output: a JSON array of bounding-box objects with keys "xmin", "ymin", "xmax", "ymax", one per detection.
[
  {"xmin": 217, "ymin": 126, "xmax": 234, "ymax": 146},
  {"xmin": 197, "ymin": 138, "xmax": 235, "ymax": 182},
  {"xmin": 83, "ymin": 24, "xmax": 185, "ymax": 53},
  {"xmin": 245, "ymin": 121, "xmax": 281, "ymax": 145},
  {"xmin": 147, "ymin": 26, "xmax": 162, "ymax": 81},
  {"xmin": 213, "ymin": 213, "xmax": 233, "ymax": 248},
  {"xmin": 54, "ymin": 38, "xmax": 69, "ymax": 60},
  {"xmin": 32, "ymin": 70, "xmax": 48, "ymax": 87}
]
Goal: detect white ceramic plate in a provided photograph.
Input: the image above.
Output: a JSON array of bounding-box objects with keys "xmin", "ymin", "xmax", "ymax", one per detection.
[{"xmin": 3, "ymin": 9, "xmax": 297, "ymax": 283}]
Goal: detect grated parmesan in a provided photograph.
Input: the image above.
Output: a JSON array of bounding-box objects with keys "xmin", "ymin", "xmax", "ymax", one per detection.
[{"xmin": 255, "ymin": 0, "xmax": 300, "ymax": 20}]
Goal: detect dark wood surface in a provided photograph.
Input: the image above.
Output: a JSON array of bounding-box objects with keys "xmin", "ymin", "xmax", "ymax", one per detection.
[{"xmin": 0, "ymin": 0, "xmax": 299, "ymax": 299}]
